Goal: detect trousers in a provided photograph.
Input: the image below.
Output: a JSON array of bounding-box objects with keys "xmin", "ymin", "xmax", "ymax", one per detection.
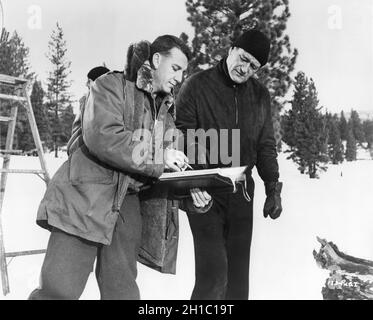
[
  {"xmin": 28, "ymin": 194, "xmax": 142, "ymax": 300},
  {"xmin": 187, "ymin": 187, "xmax": 254, "ymax": 300}
]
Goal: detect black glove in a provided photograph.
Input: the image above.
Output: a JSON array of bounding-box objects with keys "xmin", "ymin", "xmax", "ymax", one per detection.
[{"xmin": 263, "ymin": 181, "xmax": 283, "ymax": 220}]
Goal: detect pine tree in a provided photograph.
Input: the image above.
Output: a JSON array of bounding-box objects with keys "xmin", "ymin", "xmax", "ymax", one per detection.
[
  {"xmin": 31, "ymin": 80, "xmax": 52, "ymax": 149},
  {"xmin": 285, "ymin": 72, "xmax": 328, "ymax": 178},
  {"xmin": 17, "ymin": 80, "xmax": 51, "ymax": 152},
  {"xmin": 282, "ymin": 70, "xmax": 308, "ymax": 151},
  {"xmin": 345, "ymin": 124, "xmax": 357, "ymax": 161},
  {"xmin": 46, "ymin": 22, "xmax": 73, "ymax": 157},
  {"xmin": 60, "ymin": 104, "xmax": 75, "ymax": 145},
  {"xmin": 17, "ymin": 116, "xmax": 34, "ymax": 151},
  {"xmin": 0, "ymin": 30, "xmax": 32, "ymax": 77},
  {"xmin": 328, "ymin": 114, "xmax": 344, "ymax": 164},
  {"xmin": 281, "ymin": 111, "xmax": 296, "ymax": 149},
  {"xmin": 363, "ymin": 119, "xmax": 373, "ymax": 149},
  {"xmin": 349, "ymin": 109, "xmax": 365, "ymax": 145},
  {"xmin": 0, "ymin": 30, "xmax": 33, "ymax": 150},
  {"xmin": 339, "ymin": 111, "xmax": 348, "ymax": 141},
  {"xmin": 183, "ymin": 0, "xmax": 298, "ymax": 149}
]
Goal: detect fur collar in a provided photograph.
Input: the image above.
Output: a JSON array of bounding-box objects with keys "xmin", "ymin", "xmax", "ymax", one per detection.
[
  {"xmin": 136, "ymin": 60, "xmax": 153, "ymax": 94},
  {"xmin": 136, "ymin": 60, "xmax": 175, "ymax": 119}
]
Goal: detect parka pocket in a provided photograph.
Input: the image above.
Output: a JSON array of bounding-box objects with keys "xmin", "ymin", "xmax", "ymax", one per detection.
[{"xmin": 69, "ymin": 146, "xmax": 114, "ymax": 185}]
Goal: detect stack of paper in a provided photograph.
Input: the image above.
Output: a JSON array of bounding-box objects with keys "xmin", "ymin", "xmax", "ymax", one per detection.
[{"xmin": 156, "ymin": 166, "xmax": 249, "ymax": 199}]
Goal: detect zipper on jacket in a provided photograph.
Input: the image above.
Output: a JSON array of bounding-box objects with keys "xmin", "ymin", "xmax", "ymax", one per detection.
[
  {"xmin": 234, "ymin": 85, "xmax": 238, "ymax": 127},
  {"xmin": 150, "ymin": 94, "xmax": 172, "ymax": 134},
  {"xmin": 151, "ymin": 95, "xmax": 158, "ymax": 122},
  {"xmin": 150, "ymin": 95, "xmax": 159, "ymax": 138}
]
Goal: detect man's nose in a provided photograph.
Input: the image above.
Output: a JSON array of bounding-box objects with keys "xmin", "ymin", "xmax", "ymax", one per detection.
[
  {"xmin": 241, "ymin": 63, "xmax": 252, "ymax": 74},
  {"xmin": 175, "ymin": 71, "xmax": 183, "ymax": 84}
]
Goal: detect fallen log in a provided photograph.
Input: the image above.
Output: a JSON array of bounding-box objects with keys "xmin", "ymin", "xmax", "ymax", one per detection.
[{"xmin": 313, "ymin": 237, "xmax": 373, "ymax": 300}]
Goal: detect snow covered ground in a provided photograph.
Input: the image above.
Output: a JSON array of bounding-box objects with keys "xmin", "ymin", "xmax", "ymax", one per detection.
[{"xmin": 1, "ymin": 150, "xmax": 372, "ymax": 300}]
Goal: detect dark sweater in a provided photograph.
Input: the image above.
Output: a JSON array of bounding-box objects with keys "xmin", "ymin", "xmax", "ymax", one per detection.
[{"xmin": 175, "ymin": 58, "xmax": 279, "ymax": 182}]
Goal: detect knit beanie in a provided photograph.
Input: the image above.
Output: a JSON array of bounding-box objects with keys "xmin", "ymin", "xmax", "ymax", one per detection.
[
  {"xmin": 232, "ymin": 30, "xmax": 270, "ymax": 66},
  {"xmin": 87, "ymin": 66, "xmax": 110, "ymax": 81}
]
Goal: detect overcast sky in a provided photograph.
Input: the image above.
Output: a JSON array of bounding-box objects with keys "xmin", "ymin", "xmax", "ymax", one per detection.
[{"xmin": 1, "ymin": 0, "xmax": 373, "ymax": 115}]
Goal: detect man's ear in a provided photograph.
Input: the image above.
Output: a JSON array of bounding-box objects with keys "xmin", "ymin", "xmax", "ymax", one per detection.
[{"xmin": 152, "ymin": 52, "xmax": 161, "ymax": 70}]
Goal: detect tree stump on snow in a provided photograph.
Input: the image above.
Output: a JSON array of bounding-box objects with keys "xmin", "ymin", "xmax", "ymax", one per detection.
[{"xmin": 313, "ymin": 237, "xmax": 373, "ymax": 300}]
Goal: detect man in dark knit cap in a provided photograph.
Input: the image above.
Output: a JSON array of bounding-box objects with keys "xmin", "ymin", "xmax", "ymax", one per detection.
[{"xmin": 176, "ymin": 29, "xmax": 283, "ymax": 300}]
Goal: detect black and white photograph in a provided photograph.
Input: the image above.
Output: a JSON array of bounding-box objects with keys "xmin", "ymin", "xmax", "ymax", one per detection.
[{"xmin": 0, "ymin": 0, "xmax": 372, "ymax": 303}]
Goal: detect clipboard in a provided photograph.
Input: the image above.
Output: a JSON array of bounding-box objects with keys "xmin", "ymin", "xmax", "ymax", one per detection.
[{"xmin": 155, "ymin": 166, "xmax": 251, "ymax": 201}]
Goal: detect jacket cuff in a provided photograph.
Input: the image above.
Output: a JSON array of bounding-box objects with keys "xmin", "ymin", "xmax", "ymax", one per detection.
[
  {"xmin": 264, "ymin": 181, "xmax": 282, "ymax": 196},
  {"xmin": 146, "ymin": 163, "xmax": 165, "ymax": 179}
]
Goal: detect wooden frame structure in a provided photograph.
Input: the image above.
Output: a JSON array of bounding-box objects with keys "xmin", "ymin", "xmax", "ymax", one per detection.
[{"xmin": 0, "ymin": 74, "xmax": 50, "ymax": 296}]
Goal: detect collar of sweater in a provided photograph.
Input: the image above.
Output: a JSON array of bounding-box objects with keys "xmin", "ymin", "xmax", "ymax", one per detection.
[{"xmin": 217, "ymin": 57, "xmax": 240, "ymax": 88}]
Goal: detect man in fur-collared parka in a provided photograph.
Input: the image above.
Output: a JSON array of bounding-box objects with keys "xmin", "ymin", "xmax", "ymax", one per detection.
[{"xmin": 29, "ymin": 35, "xmax": 211, "ymax": 300}]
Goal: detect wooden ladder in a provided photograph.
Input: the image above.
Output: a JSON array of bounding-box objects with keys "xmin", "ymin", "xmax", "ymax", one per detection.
[{"xmin": 0, "ymin": 74, "xmax": 50, "ymax": 296}]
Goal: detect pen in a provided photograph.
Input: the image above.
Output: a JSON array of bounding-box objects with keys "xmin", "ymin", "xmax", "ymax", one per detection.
[
  {"xmin": 183, "ymin": 163, "xmax": 194, "ymax": 171},
  {"xmin": 186, "ymin": 163, "xmax": 194, "ymax": 170}
]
